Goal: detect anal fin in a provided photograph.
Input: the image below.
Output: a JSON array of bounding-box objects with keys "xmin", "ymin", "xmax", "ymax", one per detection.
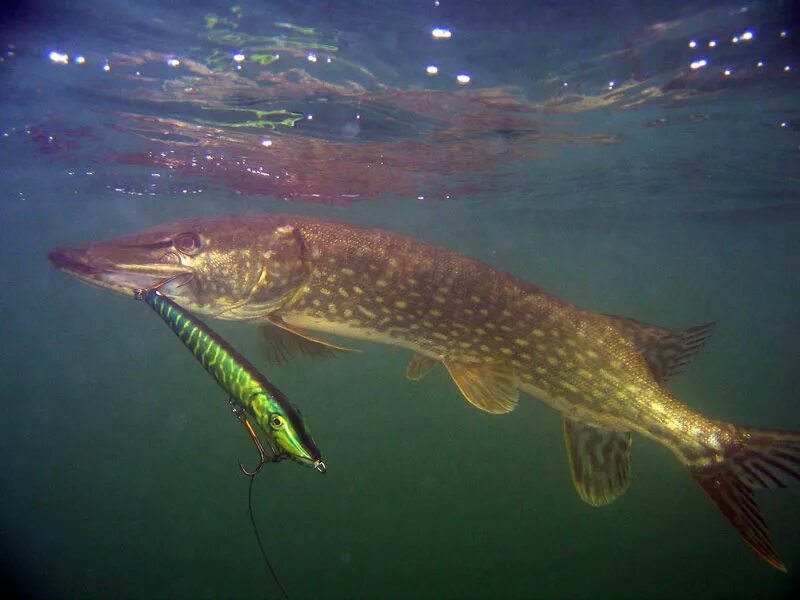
[
  {"xmin": 443, "ymin": 360, "xmax": 518, "ymax": 414},
  {"xmin": 563, "ymin": 417, "xmax": 632, "ymax": 506}
]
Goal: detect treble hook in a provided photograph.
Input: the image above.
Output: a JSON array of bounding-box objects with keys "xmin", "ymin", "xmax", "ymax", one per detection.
[{"xmin": 229, "ymin": 399, "xmax": 269, "ymax": 476}]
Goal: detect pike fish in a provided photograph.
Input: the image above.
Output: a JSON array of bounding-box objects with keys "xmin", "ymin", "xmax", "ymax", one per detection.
[{"xmin": 49, "ymin": 214, "xmax": 800, "ymax": 570}]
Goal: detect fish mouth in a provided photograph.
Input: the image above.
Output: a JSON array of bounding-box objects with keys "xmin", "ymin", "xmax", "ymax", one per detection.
[
  {"xmin": 49, "ymin": 243, "xmax": 104, "ymax": 277},
  {"xmin": 48, "ymin": 241, "xmax": 190, "ymax": 296}
]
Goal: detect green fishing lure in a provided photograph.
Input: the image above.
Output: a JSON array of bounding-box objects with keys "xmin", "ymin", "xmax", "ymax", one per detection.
[{"xmin": 135, "ymin": 287, "xmax": 326, "ymax": 474}]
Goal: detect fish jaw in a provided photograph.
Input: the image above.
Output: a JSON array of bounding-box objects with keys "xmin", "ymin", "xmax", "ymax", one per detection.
[
  {"xmin": 48, "ymin": 240, "xmax": 192, "ymax": 298},
  {"xmin": 48, "ymin": 215, "xmax": 312, "ymax": 319}
]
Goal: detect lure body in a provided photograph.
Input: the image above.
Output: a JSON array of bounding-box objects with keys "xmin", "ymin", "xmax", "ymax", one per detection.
[{"xmin": 139, "ymin": 288, "xmax": 324, "ymax": 471}]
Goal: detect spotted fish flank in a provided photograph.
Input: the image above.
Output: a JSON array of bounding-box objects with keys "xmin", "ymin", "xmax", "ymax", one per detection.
[{"xmin": 49, "ymin": 213, "xmax": 800, "ymax": 571}]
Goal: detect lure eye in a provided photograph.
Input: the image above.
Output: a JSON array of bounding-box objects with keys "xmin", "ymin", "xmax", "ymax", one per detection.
[
  {"xmin": 269, "ymin": 415, "xmax": 285, "ymax": 430},
  {"xmin": 174, "ymin": 232, "xmax": 202, "ymax": 255}
]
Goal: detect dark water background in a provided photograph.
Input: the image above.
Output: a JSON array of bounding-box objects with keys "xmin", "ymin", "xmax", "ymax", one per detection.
[{"xmin": 1, "ymin": 1, "xmax": 799, "ymax": 598}]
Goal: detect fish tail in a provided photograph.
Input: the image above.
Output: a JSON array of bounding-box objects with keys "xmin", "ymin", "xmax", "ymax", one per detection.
[{"xmin": 688, "ymin": 426, "xmax": 800, "ymax": 571}]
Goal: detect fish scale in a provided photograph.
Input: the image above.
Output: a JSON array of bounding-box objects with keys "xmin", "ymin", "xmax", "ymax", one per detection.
[{"xmin": 282, "ymin": 218, "xmax": 711, "ymax": 452}]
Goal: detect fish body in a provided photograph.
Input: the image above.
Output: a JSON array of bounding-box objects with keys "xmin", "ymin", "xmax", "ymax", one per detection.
[
  {"xmin": 276, "ymin": 219, "xmax": 715, "ymax": 453},
  {"xmin": 138, "ymin": 287, "xmax": 324, "ymax": 471},
  {"xmin": 49, "ymin": 214, "xmax": 800, "ymax": 570}
]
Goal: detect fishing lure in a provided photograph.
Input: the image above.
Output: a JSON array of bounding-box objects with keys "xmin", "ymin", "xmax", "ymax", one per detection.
[
  {"xmin": 135, "ymin": 286, "xmax": 325, "ymax": 599},
  {"xmin": 134, "ymin": 287, "xmax": 326, "ymax": 474}
]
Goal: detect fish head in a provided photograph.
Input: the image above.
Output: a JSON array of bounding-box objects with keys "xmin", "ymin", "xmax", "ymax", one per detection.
[
  {"xmin": 48, "ymin": 215, "xmax": 310, "ymax": 319},
  {"xmin": 252, "ymin": 395, "xmax": 326, "ymax": 473}
]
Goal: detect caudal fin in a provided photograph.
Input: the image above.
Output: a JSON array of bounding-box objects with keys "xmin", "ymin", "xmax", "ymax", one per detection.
[{"xmin": 689, "ymin": 426, "xmax": 800, "ymax": 571}]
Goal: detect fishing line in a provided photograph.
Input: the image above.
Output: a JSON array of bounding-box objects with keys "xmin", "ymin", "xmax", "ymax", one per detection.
[{"xmin": 248, "ymin": 474, "xmax": 290, "ymax": 600}]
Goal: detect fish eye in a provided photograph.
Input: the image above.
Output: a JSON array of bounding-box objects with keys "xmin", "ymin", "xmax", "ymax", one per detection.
[
  {"xmin": 173, "ymin": 232, "xmax": 202, "ymax": 255},
  {"xmin": 269, "ymin": 415, "xmax": 284, "ymax": 429}
]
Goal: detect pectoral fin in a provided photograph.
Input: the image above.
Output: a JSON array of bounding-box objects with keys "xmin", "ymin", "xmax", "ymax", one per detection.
[
  {"xmin": 406, "ymin": 354, "xmax": 437, "ymax": 381},
  {"xmin": 443, "ymin": 360, "xmax": 518, "ymax": 414},
  {"xmin": 259, "ymin": 316, "xmax": 359, "ymax": 365},
  {"xmin": 563, "ymin": 417, "xmax": 632, "ymax": 506}
]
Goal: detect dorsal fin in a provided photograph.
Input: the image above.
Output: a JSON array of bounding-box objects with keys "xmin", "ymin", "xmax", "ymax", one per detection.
[
  {"xmin": 258, "ymin": 316, "xmax": 359, "ymax": 365},
  {"xmin": 406, "ymin": 354, "xmax": 437, "ymax": 381},
  {"xmin": 443, "ymin": 360, "xmax": 518, "ymax": 414},
  {"xmin": 563, "ymin": 418, "xmax": 632, "ymax": 506},
  {"xmin": 602, "ymin": 314, "xmax": 715, "ymax": 384}
]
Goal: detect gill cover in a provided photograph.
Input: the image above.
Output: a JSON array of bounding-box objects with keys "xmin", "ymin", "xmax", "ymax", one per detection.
[
  {"xmin": 187, "ymin": 220, "xmax": 310, "ymax": 319},
  {"xmin": 248, "ymin": 224, "xmax": 310, "ymax": 308}
]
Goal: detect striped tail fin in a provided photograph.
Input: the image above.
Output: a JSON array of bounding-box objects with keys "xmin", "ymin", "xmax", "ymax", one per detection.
[{"xmin": 689, "ymin": 427, "xmax": 800, "ymax": 571}]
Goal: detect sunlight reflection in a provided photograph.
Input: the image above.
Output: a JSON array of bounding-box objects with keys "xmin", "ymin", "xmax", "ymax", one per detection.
[{"xmin": 48, "ymin": 51, "xmax": 69, "ymax": 65}]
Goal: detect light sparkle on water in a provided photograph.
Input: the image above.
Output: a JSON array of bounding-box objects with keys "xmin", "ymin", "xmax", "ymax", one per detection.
[{"xmin": 48, "ymin": 51, "xmax": 69, "ymax": 64}]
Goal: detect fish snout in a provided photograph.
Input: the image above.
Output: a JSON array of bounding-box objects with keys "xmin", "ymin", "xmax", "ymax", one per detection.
[
  {"xmin": 48, "ymin": 242, "xmax": 94, "ymax": 274},
  {"xmin": 48, "ymin": 238, "xmax": 192, "ymax": 296}
]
